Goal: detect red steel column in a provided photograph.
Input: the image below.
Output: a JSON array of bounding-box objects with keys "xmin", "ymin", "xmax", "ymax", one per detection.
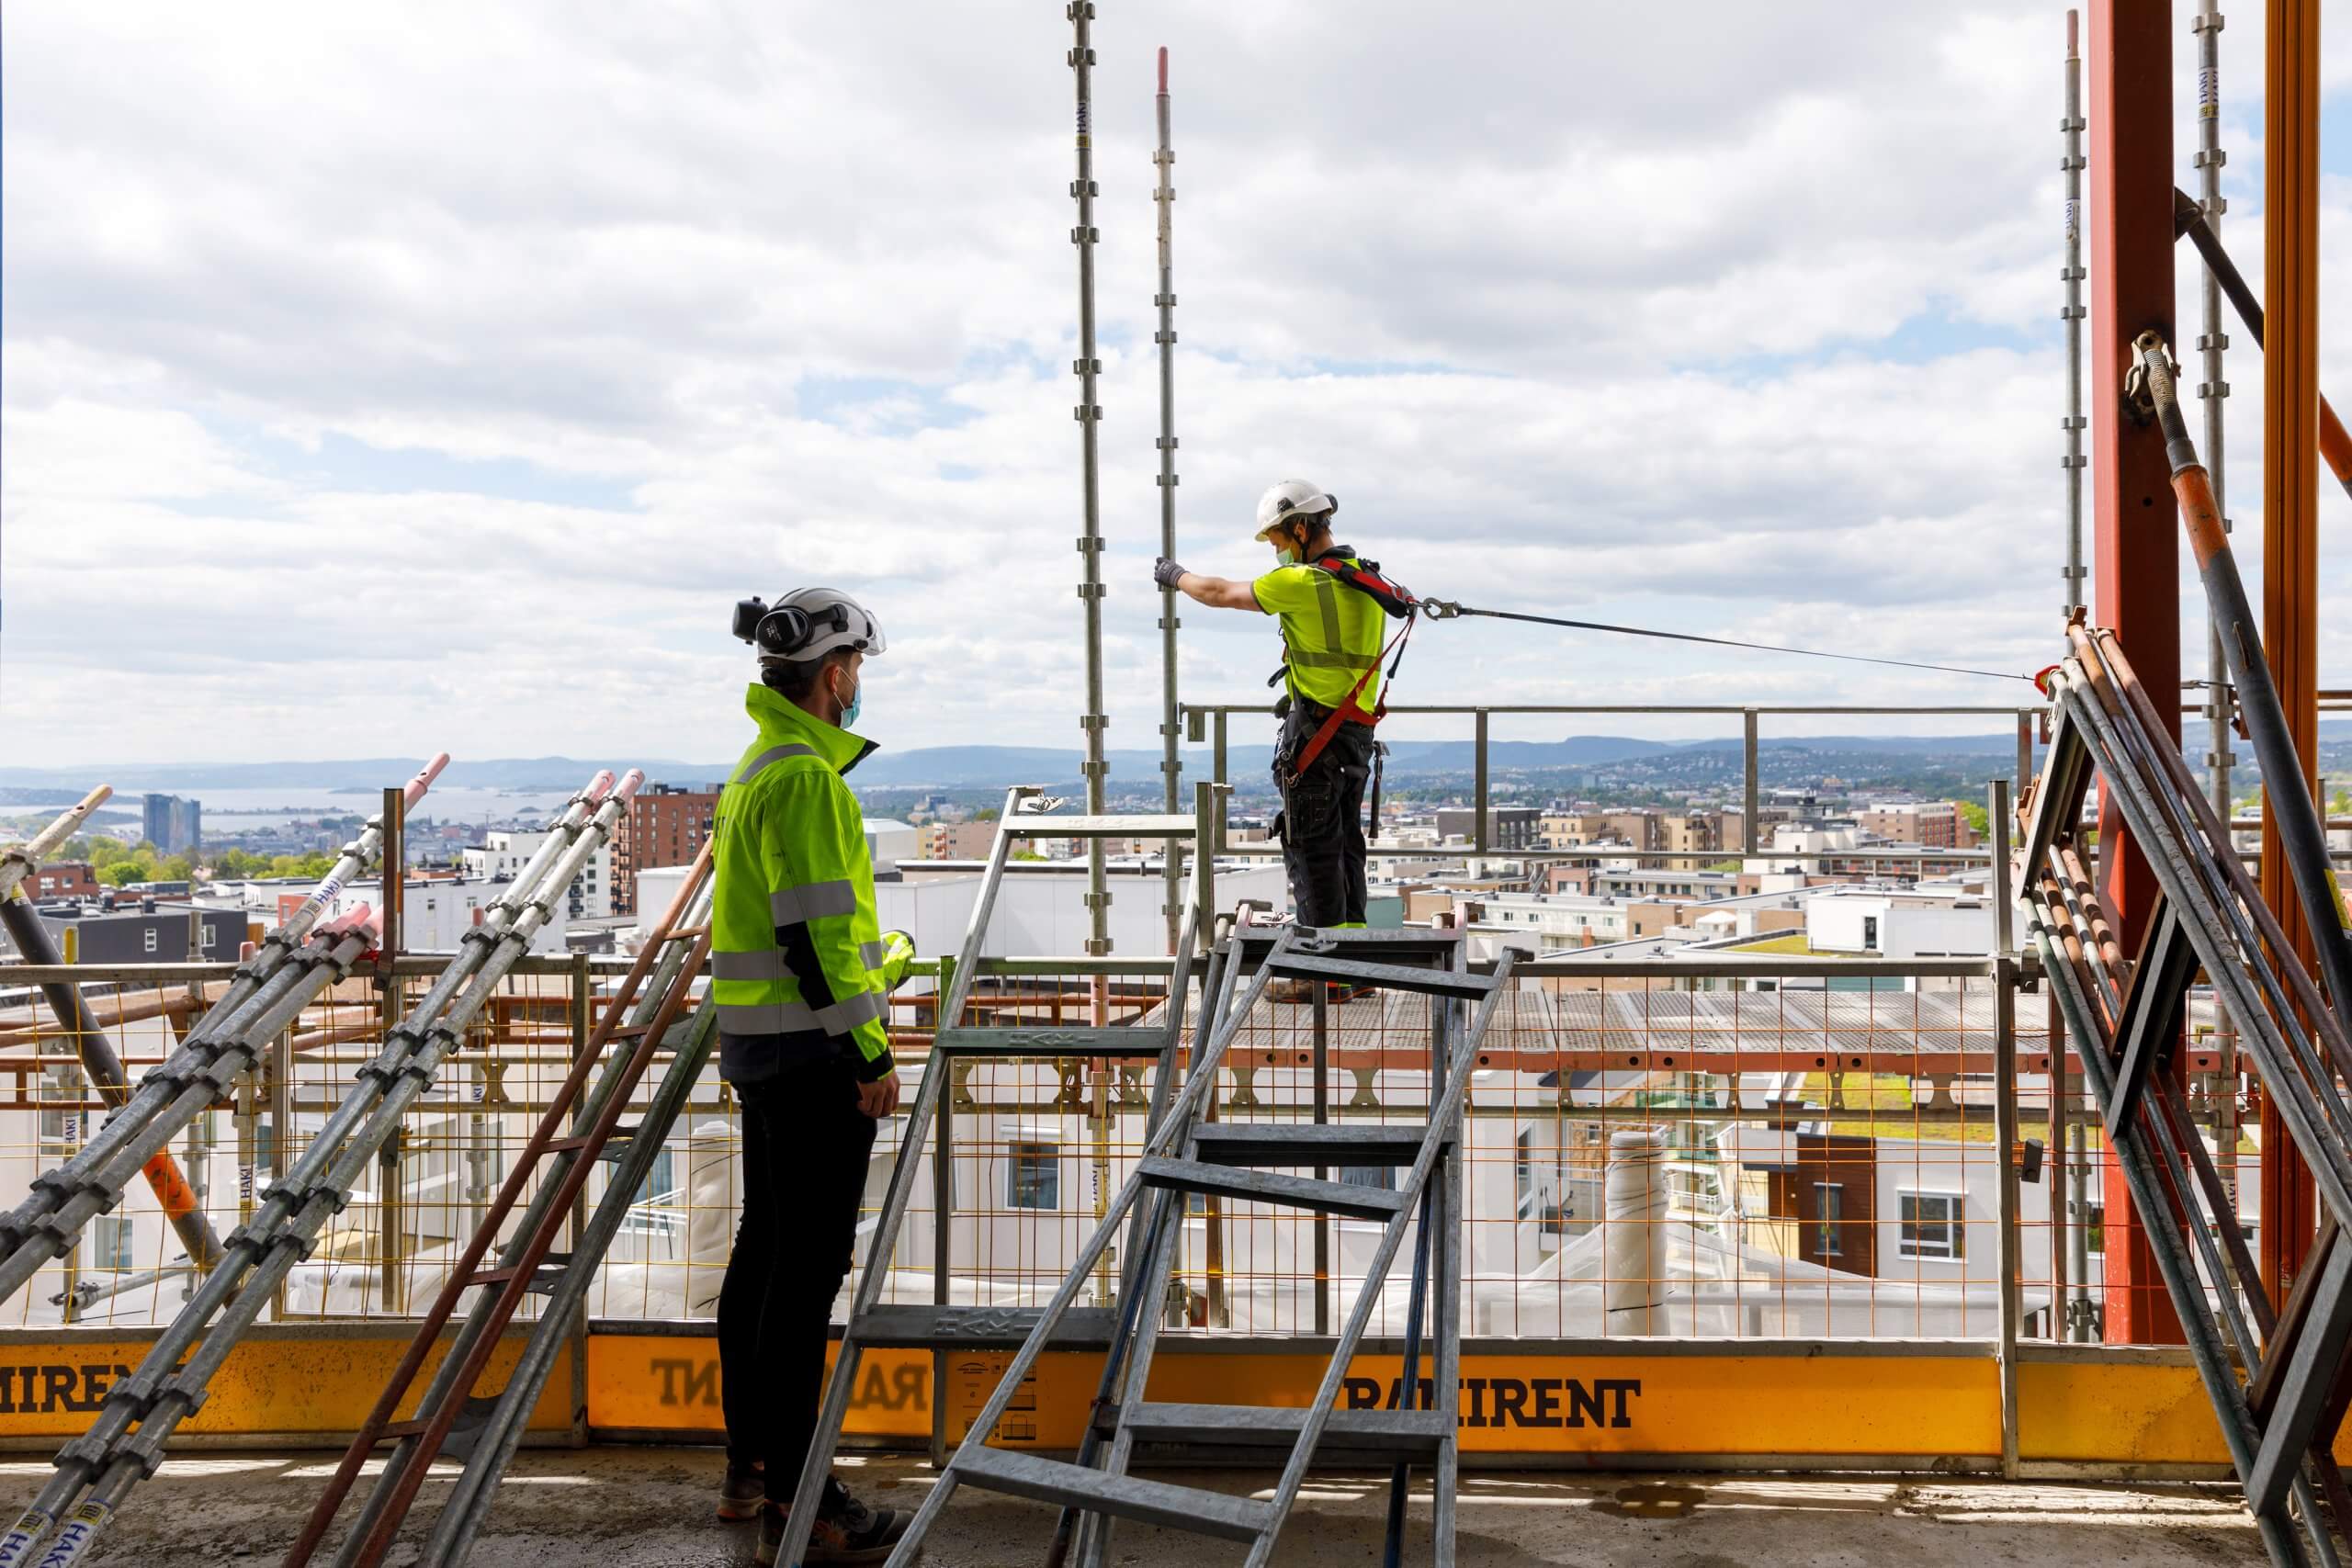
[
  {"xmin": 2088, "ymin": 0, "xmax": 2185, "ymax": 1344},
  {"xmin": 2259, "ymin": 0, "xmax": 2323, "ymax": 1310}
]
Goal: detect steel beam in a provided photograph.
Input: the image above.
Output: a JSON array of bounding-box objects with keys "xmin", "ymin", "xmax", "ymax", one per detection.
[
  {"xmin": 2088, "ymin": 0, "xmax": 2183, "ymax": 1345},
  {"xmin": 2261, "ymin": 0, "xmax": 2325, "ymax": 1312}
]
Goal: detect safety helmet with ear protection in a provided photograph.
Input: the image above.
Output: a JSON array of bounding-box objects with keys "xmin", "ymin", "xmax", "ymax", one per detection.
[{"xmin": 730, "ymin": 587, "xmax": 888, "ymax": 662}]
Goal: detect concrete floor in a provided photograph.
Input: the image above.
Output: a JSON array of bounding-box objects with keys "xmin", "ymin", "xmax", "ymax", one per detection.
[{"xmin": 23, "ymin": 1449, "xmax": 2269, "ymax": 1566}]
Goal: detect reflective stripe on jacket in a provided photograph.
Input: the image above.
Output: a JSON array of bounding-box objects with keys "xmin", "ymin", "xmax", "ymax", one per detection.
[{"xmin": 711, "ymin": 681, "xmax": 906, "ymax": 1085}]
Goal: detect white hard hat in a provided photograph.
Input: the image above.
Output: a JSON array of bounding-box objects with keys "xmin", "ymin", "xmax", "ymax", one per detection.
[
  {"xmin": 749, "ymin": 587, "xmax": 888, "ymax": 661},
  {"xmin": 1253, "ymin": 479, "xmax": 1337, "ymax": 542}
]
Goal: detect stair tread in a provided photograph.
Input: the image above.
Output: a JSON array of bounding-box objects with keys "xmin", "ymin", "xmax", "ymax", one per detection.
[
  {"xmin": 1123, "ymin": 1401, "xmax": 1449, "ymax": 1458},
  {"xmin": 933, "ymin": 1026, "xmax": 1168, "ymax": 1058},
  {"xmin": 1001, "ymin": 814, "xmax": 1196, "ymax": 838},
  {"xmin": 854, "ymin": 1303, "xmax": 1120, "ymax": 1349},
  {"xmin": 1137, "ymin": 1156, "xmax": 1410, "ymax": 1221},
  {"xmin": 1263, "ymin": 953, "xmax": 1494, "ymax": 999},
  {"xmin": 1191, "ymin": 1123, "xmax": 1435, "ymax": 1166},
  {"xmin": 952, "ymin": 1448, "xmax": 1272, "ymax": 1543}
]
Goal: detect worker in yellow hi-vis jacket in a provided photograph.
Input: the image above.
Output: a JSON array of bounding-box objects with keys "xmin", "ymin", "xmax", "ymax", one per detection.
[
  {"xmin": 709, "ymin": 585, "xmax": 916, "ymax": 1565},
  {"xmin": 1156, "ymin": 479, "xmax": 1389, "ymax": 930}
]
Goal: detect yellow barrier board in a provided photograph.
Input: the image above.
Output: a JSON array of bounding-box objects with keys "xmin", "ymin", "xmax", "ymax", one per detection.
[
  {"xmin": 0, "ymin": 1331, "xmax": 574, "ymax": 1441},
  {"xmin": 586, "ymin": 1337, "xmax": 2001, "ymax": 1459},
  {"xmin": 5, "ymin": 1328, "xmax": 2325, "ymax": 1470}
]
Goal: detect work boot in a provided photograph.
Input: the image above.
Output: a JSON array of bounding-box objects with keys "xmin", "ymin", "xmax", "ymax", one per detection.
[
  {"xmin": 758, "ymin": 1476, "xmax": 911, "ymax": 1565},
  {"xmin": 717, "ymin": 1461, "xmax": 764, "ymax": 1522}
]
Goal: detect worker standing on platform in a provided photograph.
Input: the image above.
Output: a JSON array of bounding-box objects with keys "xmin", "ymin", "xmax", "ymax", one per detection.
[
  {"xmin": 1155, "ymin": 479, "xmax": 1393, "ymax": 931},
  {"xmin": 711, "ymin": 586, "xmax": 916, "ymax": 1565}
]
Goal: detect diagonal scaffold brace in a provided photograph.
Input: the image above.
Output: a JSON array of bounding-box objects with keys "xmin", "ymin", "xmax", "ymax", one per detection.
[
  {"xmin": 2015, "ymin": 331, "xmax": 2352, "ymax": 1566},
  {"xmin": 285, "ymin": 843, "xmax": 727, "ymax": 1568},
  {"xmin": 0, "ymin": 756, "xmax": 449, "ymax": 1308},
  {"xmin": 0, "ymin": 768, "xmax": 638, "ymax": 1568}
]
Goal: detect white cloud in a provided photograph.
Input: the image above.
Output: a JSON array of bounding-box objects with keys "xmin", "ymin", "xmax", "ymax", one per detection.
[{"xmin": 2, "ymin": 1, "xmax": 2344, "ymax": 770}]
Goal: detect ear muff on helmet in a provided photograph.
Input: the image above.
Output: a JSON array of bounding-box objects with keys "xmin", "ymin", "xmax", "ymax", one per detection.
[{"xmin": 734, "ymin": 597, "xmax": 856, "ymax": 658}]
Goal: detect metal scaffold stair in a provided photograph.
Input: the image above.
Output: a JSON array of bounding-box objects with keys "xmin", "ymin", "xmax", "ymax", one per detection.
[
  {"xmin": 284, "ymin": 842, "xmax": 722, "ymax": 1568},
  {"xmin": 2011, "ymin": 332, "xmax": 2352, "ymax": 1567},
  {"xmin": 903, "ymin": 927, "xmax": 1512, "ymax": 1568},
  {"xmin": 2023, "ymin": 620, "xmax": 2352, "ymax": 1567},
  {"xmin": 777, "ymin": 818, "xmax": 1515, "ymax": 1568},
  {"xmin": 774, "ymin": 784, "xmax": 1216, "ymax": 1565}
]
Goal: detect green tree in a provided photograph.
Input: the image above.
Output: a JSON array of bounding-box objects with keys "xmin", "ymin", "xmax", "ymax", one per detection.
[
  {"xmin": 99, "ymin": 863, "xmax": 144, "ymax": 888},
  {"xmin": 1956, "ymin": 799, "xmax": 1990, "ymax": 838}
]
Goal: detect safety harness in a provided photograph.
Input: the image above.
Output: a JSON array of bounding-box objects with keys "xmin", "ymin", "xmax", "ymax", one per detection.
[{"xmin": 1282, "ymin": 547, "xmax": 1419, "ymax": 784}]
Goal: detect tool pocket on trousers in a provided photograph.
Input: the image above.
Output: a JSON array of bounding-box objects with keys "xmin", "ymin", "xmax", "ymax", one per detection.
[{"xmin": 1285, "ymin": 773, "xmax": 1340, "ymax": 844}]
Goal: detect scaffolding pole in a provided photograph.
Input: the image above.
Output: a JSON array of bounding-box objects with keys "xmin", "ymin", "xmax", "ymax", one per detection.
[
  {"xmin": 0, "ymin": 788, "xmax": 111, "ymax": 904},
  {"xmin": 0, "ymin": 772, "xmax": 634, "ymax": 1568},
  {"xmin": 1068, "ymin": 0, "xmax": 1112, "ymax": 963},
  {"xmin": 2193, "ymin": 0, "xmax": 2235, "ymax": 825},
  {"xmin": 2192, "ymin": 0, "xmax": 2241, "ymax": 1211},
  {"xmin": 2063, "ymin": 10, "xmax": 2088, "ymax": 617},
  {"xmin": 1154, "ymin": 43, "xmax": 1183, "ymax": 953}
]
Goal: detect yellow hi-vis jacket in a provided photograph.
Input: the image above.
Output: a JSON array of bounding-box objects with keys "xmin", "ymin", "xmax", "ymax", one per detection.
[
  {"xmin": 1251, "ymin": 552, "xmax": 1386, "ymax": 711},
  {"xmin": 711, "ymin": 682, "xmax": 911, "ymax": 1085}
]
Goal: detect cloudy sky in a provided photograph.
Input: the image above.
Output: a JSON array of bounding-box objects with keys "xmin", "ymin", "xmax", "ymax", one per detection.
[{"xmin": 6, "ymin": 3, "xmax": 2352, "ymax": 770}]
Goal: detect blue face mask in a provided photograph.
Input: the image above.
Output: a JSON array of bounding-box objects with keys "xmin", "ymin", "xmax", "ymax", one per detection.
[
  {"xmin": 1276, "ymin": 547, "xmax": 1299, "ymax": 566},
  {"xmin": 837, "ymin": 673, "xmax": 862, "ymax": 728}
]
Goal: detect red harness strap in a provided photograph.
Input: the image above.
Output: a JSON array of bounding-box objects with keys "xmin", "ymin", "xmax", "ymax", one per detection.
[{"xmin": 1288, "ymin": 614, "xmax": 1416, "ymax": 780}]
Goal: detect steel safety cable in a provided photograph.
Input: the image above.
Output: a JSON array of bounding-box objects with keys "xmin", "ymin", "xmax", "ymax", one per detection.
[{"xmin": 1417, "ymin": 600, "xmax": 2038, "ymax": 683}]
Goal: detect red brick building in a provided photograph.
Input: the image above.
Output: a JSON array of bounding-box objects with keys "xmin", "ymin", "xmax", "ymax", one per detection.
[
  {"xmin": 26, "ymin": 863, "xmax": 99, "ymax": 900},
  {"xmin": 614, "ymin": 784, "xmax": 720, "ymax": 915}
]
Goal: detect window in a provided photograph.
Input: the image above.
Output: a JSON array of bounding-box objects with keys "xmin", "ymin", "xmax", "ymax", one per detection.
[
  {"xmin": 198, "ymin": 924, "xmax": 217, "ymax": 949},
  {"xmin": 1813, "ymin": 1182, "xmax": 1844, "ymax": 1258},
  {"xmin": 634, "ymin": 1147, "xmax": 676, "ymax": 1205},
  {"xmin": 1862, "ymin": 915, "xmax": 1880, "ymax": 949},
  {"xmin": 94, "ymin": 1215, "xmax": 134, "ymax": 1271},
  {"xmin": 1900, "ymin": 1191, "xmax": 1964, "ymax": 1260},
  {"xmin": 1008, "ymin": 1143, "xmax": 1059, "ymax": 1210},
  {"xmin": 143, "ymin": 928, "xmax": 158, "ymax": 953},
  {"xmin": 1515, "ymin": 1129, "xmax": 1536, "ymax": 1208}
]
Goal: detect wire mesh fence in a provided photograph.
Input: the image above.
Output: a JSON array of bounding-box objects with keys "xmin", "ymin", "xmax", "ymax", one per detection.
[{"xmin": 0, "ymin": 953, "xmax": 2252, "ymax": 1348}]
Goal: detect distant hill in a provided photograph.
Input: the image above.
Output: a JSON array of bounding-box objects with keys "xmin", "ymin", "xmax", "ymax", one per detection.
[
  {"xmin": 15, "ymin": 720, "xmax": 2346, "ymax": 795},
  {"xmin": 0, "ymin": 731, "xmax": 2032, "ymax": 792}
]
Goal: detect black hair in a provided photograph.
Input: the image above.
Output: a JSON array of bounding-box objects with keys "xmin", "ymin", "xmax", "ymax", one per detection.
[{"xmin": 760, "ymin": 648, "xmax": 854, "ymax": 701}]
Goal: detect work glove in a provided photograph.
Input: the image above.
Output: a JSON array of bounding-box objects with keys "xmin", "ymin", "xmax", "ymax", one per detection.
[
  {"xmin": 1152, "ymin": 557, "xmax": 1187, "ymax": 592},
  {"xmin": 877, "ymin": 929, "xmax": 917, "ymax": 989}
]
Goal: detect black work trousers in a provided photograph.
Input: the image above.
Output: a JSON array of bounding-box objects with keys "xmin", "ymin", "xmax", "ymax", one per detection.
[
  {"xmin": 717, "ymin": 1060, "xmax": 876, "ymax": 1489},
  {"xmin": 1274, "ymin": 698, "xmax": 1374, "ymax": 928}
]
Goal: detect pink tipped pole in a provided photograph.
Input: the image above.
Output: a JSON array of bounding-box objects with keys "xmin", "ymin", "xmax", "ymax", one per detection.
[
  {"xmin": 320, "ymin": 902, "xmax": 374, "ymax": 939},
  {"xmin": 1158, "ymin": 45, "xmax": 1167, "ymax": 94},
  {"xmin": 354, "ymin": 904, "xmax": 386, "ymax": 942},
  {"xmin": 402, "ymin": 752, "xmax": 452, "ymax": 808},
  {"xmin": 582, "ymin": 770, "xmax": 617, "ymax": 806},
  {"xmin": 2065, "ymin": 9, "xmax": 2077, "ymax": 56},
  {"xmin": 613, "ymin": 768, "xmax": 647, "ymax": 801}
]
